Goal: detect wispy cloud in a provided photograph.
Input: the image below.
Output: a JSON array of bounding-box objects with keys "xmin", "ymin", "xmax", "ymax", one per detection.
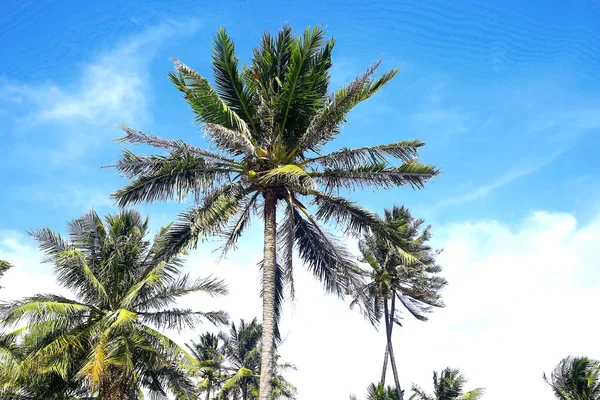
[{"xmin": 0, "ymin": 20, "xmax": 199, "ymax": 161}]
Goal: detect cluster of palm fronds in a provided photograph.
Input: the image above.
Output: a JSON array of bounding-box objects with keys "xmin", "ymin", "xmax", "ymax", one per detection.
[
  {"xmin": 350, "ymin": 368, "xmax": 484, "ymax": 400},
  {"xmin": 187, "ymin": 319, "xmax": 295, "ymax": 400}
]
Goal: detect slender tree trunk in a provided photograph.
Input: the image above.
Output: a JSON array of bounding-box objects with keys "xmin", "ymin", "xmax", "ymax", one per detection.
[
  {"xmin": 381, "ymin": 307, "xmax": 390, "ymax": 385},
  {"xmin": 385, "ymin": 296, "xmax": 403, "ymax": 400},
  {"xmin": 258, "ymin": 190, "xmax": 277, "ymax": 400}
]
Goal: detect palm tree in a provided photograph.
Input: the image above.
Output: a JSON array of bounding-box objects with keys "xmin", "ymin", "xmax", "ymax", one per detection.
[
  {"xmin": 188, "ymin": 333, "xmax": 226, "ymax": 400},
  {"xmin": 409, "ymin": 368, "xmax": 484, "ymax": 400},
  {"xmin": 350, "ymin": 382, "xmax": 398, "ymax": 400},
  {"xmin": 0, "ymin": 210, "xmax": 229, "ymax": 399},
  {"xmin": 111, "ymin": 25, "xmax": 438, "ymax": 399},
  {"xmin": 219, "ymin": 318, "xmax": 262, "ymax": 400},
  {"xmin": 543, "ymin": 356, "xmax": 600, "ymax": 399},
  {"xmin": 356, "ymin": 206, "xmax": 446, "ymax": 399},
  {"xmin": 0, "ymin": 333, "xmax": 91, "ymax": 399}
]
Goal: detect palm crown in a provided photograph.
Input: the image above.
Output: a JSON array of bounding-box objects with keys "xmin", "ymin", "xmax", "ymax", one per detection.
[
  {"xmin": 0, "ymin": 210, "xmax": 229, "ymax": 399},
  {"xmin": 544, "ymin": 356, "xmax": 600, "ymax": 400},
  {"xmin": 410, "ymin": 368, "xmax": 484, "ymax": 400},
  {"xmin": 111, "ymin": 25, "xmax": 438, "ymax": 399}
]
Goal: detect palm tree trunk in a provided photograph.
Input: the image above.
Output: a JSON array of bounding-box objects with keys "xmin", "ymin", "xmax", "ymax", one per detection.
[
  {"xmin": 258, "ymin": 190, "xmax": 277, "ymax": 400},
  {"xmin": 385, "ymin": 296, "xmax": 403, "ymax": 400},
  {"xmin": 381, "ymin": 342, "xmax": 389, "ymax": 384}
]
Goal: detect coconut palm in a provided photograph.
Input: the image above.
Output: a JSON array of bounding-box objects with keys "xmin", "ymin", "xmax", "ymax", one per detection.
[
  {"xmin": 543, "ymin": 356, "xmax": 600, "ymax": 399},
  {"xmin": 188, "ymin": 332, "xmax": 226, "ymax": 400},
  {"xmin": 111, "ymin": 25, "xmax": 438, "ymax": 399},
  {"xmin": 409, "ymin": 368, "xmax": 484, "ymax": 400},
  {"xmin": 218, "ymin": 318, "xmax": 296, "ymax": 400},
  {"xmin": 350, "ymin": 383, "xmax": 399, "ymax": 400},
  {"xmin": 0, "ymin": 210, "xmax": 229, "ymax": 399},
  {"xmin": 356, "ymin": 206, "xmax": 446, "ymax": 399},
  {"xmin": 0, "ymin": 333, "xmax": 91, "ymax": 399}
]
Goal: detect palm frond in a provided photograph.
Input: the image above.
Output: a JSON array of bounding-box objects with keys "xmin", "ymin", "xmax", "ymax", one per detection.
[
  {"xmin": 156, "ymin": 183, "xmax": 250, "ymax": 259},
  {"xmin": 291, "ymin": 206, "xmax": 364, "ymax": 297},
  {"xmin": 140, "ymin": 309, "xmax": 229, "ymax": 331},
  {"xmin": 212, "ymin": 27, "xmax": 258, "ymax": 134},
  {"xmin": 219, "ymin": 192, "xmax": 261, "ymax": 258},
  {"xmin": 170, "ymin": 59, "xmax": 251, "ymax": 136},
  {"xmin": 117, "ymin": 125, "xmax": 235, "ymax": 163},
  {"xmin": 112, "ymin": 150, "xmax": 235, "ymax": 206},
  {"xmin": 307, "ymin": 140, "xmax": 424, "ymax": 169},
  {"xmin": 311, "ymin": 161, "xmax": 439, "ymax": 193}
]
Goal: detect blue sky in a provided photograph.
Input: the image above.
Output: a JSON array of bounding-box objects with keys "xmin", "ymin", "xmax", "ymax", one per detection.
[{"xmin": 1, "ymin": 1, "xmax": 599, "ymax": 399}]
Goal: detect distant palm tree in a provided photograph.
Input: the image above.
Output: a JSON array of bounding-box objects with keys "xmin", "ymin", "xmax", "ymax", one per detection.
[
  {"xmin": 410, "ymin": 368, "xmax": 484, "ymax": 400},
  {"xmin": 111, "ymin": 24, "xmax": 438, "ymax": 399},
  {"xmin": 0, "ymin": 210, "xmax": 229, "ymax": 399},
  {"xmin": 543, "ymin": 356, "xmax": 600, "ymax": 399},
  {"xmin": 218, "ymin": 318, "xmax": 295, "ymax": 400},
  {"xmin": 188, "ymin": 333, "xmax": 226, "ymax": 400},
  {"xmin": 350, "ymin": 382, "xmax": 399, "ymax": 400},
  {"xmin": 356, "ymin": 206, "xmax": 446, "ymax": 398},
  {"xmin": 220, "ymin": 318, "xmax": 262, "ymax": 400}
]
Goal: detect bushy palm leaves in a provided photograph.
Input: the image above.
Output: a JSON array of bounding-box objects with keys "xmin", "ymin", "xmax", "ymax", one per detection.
[
  {"xmin": 0, "ymin": 210, "xmax": 229, "ymax": 399},
  {"xmin": 350, "ymin": 383, "xmax": 399, "ymax": 400},
  {"xmin": 355, "ymin": 206, "xmax": 446, "ymax": 398},
  {"xmin": 544, "ymin": 356, "xmax": 600, "ymax": 399},
  {"xmin": 188, "ymin": 318, "xmax": 295, "ymax": 400},
  {"xmin": 409, "ymin": 368, "xmax": 484, "ymax": 400},
  {"xmin": 112, "ymin": 24, "xmax": 438, "ymax": 399}
]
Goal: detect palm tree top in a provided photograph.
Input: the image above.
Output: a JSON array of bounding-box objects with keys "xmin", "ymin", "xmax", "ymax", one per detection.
[
  {"xmin": 544, "ymin": 356, "xmax": 600, "ymax": 400},
  {"xmin": 410, "ymin": 368, "xmax": 484, "ymax": 400},
  {"xmin": 111, "ymin": 23, "xmax": 438, "ymax": 308}
]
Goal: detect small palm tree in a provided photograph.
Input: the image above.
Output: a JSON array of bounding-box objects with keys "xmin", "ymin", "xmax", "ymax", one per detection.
[
  {"xmin": 356, "ymin": 206, "xmax": 446, "ymax": 398},
  {"xmin": 188, "ymin": 333, "xmax": 226, "ymax": 400},
  {"xmin": 350, "ymin": 382, "xmax": 399, "ymax": 400},
  {"xmin": 410, "ymin": 368, "xmax": 484, "ymax": 400},
  {"xmin": 111, "ymin": 25, "xmax": 438, "ymax": 399},
  {"xmin": 220, "ymin": 318, "xmax": 262, "ymax": 400},
  {"xmin": 544, "ymin": 356, "xmax": 600, "ymax": 399},
  {"xmin": 0, "ymin": 210, "xmax": 229, "ymax": 399}
]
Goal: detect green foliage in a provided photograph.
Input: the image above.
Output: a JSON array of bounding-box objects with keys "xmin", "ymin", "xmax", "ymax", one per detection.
[
  {"xmin": 112, "ymin": 24, "xmax": 438, "ymax": 397},
  {"xmin": 409, "ymin": 368, "xmax": 484, "ymax": 400},
  {"xmin": 544, "ymin": 356, "xmax": 600, "ymax": 400},
  {"xmin": 186, "ymin": 319, "xmax": 296, "ymax": 400},
  {"xmin": 0, "ymin": 210, "xmax": 229, "ymax": 399}
]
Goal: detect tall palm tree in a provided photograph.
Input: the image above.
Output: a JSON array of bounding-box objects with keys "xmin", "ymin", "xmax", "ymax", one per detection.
[
  {"xmin": 0, "ymin": 210, "xmax": 229, "ymax": 399},
  {"xmin": 356, "ymin": 206, "xmax": 446, "ymax": 399},
  {"xmin": 543, "ymin": 356, "xmax": 600, "ymax": 399},
  {"xmin": 111, "ymin": 25, "xmax": 438, "ymax": 399},
  {"xmin": 409, "ymin": 368, "xmax": 484, "ymax": 400}
]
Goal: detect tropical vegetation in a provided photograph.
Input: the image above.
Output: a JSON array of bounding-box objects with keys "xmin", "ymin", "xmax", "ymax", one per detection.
[
  {"xmin": 409, "ymin": 368, "xmax": 484, "ymax": 400},
  {"xmin": 544, "ymin": 356, "xmax": 600, "ymax": 400},
  {"xmin": 110, "ymin": 24, "xmax": 438, "ymax": 399},
  {"xmin": 0, "ymin": 210, "xmax": 229, "ymax": 399}
]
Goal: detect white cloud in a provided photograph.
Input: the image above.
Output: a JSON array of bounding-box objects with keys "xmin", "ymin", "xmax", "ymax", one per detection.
[
  {"xmin": 2, "ymin": 209, "xmax": 599, "ymax": 399},
  {"xmin": 2, "ymin": 21, "xmax": 198, "ymax": 127}
]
